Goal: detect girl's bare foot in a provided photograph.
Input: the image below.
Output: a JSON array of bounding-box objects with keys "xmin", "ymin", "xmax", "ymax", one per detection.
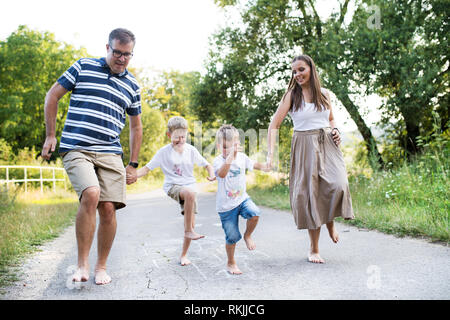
[
  {"xmin": 227, "ymin": 263, "xmax": 242, "ymax": 275},
  {"xmin": 180, "ymin": 256, "xmax": 191, "ymax": 266},
  {"xmin": 244, "ymin": 235, "xmax": 256, "ymax": 250},
  {"xmin": 72, "ymin": 266, "xmax": 89, "ymax": 282},
  {"xmin": 327, "ymin": 222, "xmax": 339, "ymax": 243},
  {"xmin": 308, "ymin": 252, "xmax": 325, "ymax": 264},
  {"xmin": 184, "ymin": 231, "xmax": 205, "ymax": 240},
  {"xmin": 94, "ymin": 268, "xmax": 111, "ymax": 285}
]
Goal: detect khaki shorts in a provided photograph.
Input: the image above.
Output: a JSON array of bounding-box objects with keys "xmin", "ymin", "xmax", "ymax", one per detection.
[
  {"xmin": 167, "ymin": 185, "xmax": 198, "ymax": 215},
  {"xmin": 62, "ymin": 150, "xmax": 126, "ymax": 209}
]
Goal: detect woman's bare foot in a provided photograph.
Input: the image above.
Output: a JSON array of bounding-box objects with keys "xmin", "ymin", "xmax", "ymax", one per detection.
[
  {"xmin": 308, "ymin": 252, "xmax": 325, "ymax": 264},
  {"xmin": 72, "ymin": 266, "xmax": 89, "ymax": 282},
  {"xmin": 244, "ymin": 235, "xmax": 256, "ymax": 250},
  {"xmin": 94, "ymin": 268, "xmax": 111, "ymax": 285},
  {"xmin": 227, "ymin": 263, "xmax": 242, "ymax": 275},
  {"xmin": 180, "ymin": 256, "xmax": 191, "ymax": 266},
  {"xmin": 326, "ymin": 222, "xmax": 339, "ymax": 243},
  {"xmin": 184, "ymin": 231, "xmax": 205, "ymax": 240}
]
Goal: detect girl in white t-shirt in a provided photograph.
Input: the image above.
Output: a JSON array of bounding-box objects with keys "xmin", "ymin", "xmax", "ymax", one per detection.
[{"xmin": 213, "ymin": 124, "xmax": 270, "ymax": 275}]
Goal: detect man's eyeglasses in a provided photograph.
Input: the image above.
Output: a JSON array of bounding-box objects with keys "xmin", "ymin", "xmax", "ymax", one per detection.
[{"xmin": 110, "ymin": 47, "xmax": 133, "ymax": 59}]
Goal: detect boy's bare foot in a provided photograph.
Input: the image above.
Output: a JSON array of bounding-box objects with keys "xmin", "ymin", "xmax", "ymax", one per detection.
[
  {"xmin": 180, "ymin": 256, "xmax": 191, "ymax": 266},
  {"xmin": 72, "ymin": 266, "xmax": 89, "ymax": 282},
  {"xmin": 227, "ymin": 264, "xmax": 242, "ymax": 275},
  {"xmin": 308, "ymin": 252, "xmax": 325, "ymax": 264},
  {"xmin": 94, "ymin": 268, "xmax": 111, "ymax": 285},
  {"xmin": 184, "ymin": 231, "xmax": 205, "ymax": 240},
  {"xmin": 327, "ymin": 222, "xmax": 339, "ymax": 243},
  {"xmin": 244, "ymin": 235, "xmax": 256, "ymax": 250}
]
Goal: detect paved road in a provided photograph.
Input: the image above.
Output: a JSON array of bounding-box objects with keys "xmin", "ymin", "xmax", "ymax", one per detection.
[{"xmin": 2, "ymin": 189, "xmax": 449, "ymax": 300}]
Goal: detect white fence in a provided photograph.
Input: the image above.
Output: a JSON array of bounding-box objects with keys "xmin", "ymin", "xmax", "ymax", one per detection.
[{"xmin": 0, "ymin": 165, "xmax": 67, "ymax": 193}]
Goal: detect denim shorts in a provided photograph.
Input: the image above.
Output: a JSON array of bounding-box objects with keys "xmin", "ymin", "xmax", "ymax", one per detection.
[{"xmin": 218, "ymin": 198, "xmax": 260, "ymax": 245}]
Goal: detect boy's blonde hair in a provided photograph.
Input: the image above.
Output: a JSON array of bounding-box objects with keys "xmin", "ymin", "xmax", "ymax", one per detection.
[
  {"xmin": 216, "ymin": 124, "xmax": 239, "ymax": 145},
  {"xmin": 167, "ymin": 116, "xmax": 188, "ymax": 133}
]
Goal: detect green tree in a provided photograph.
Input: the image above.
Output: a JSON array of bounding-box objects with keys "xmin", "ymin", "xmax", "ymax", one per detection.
[
  {"xmin": 140, "ymin": 70, "xmax": 208, "ymax": 154},
  {"xmin": 0, "ymin": 25, "xmax": 86, "ymax": 154},
  {"xmin": 333, "ymin": 0, "xmax": 449, "ymax": 160},
  {"xmin": 143, "ymin": 70, "xmax": 201, "ymax": 120},
  {"xmin": 194, "ymin": 0, "xmax": 384, "ymax": 167},
  {"xmin": 194, "ymin": 0, "xmax": 448, "ymax": 166},
  {"xmin": 120, "ymin": 101, "xmax": 167, "ymax": 165}
]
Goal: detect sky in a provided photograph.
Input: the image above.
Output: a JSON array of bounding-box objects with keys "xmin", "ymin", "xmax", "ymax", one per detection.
[
  {"xmin": 1, "ymin": 0, "xmax": 227, "ymax": 74},
  {"xmin": 1, "ymin": 0, "xmax": 381, "ymax": 132}
]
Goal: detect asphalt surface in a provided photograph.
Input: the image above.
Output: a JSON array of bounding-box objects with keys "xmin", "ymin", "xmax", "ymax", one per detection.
[{"xmin": 2, "ymin": 189, "xmax": 449, "ymax": 300}]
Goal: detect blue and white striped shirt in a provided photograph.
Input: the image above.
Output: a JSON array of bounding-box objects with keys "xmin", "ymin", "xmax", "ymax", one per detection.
[{"xmin": 57, "ymin": 57, "xmax": 141, "ymax": 154}]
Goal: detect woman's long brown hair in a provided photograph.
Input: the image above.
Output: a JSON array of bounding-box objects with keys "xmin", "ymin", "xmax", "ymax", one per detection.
[{"xmin": 282, "ymin": 54, "xmax": 330, "ymax": 112}]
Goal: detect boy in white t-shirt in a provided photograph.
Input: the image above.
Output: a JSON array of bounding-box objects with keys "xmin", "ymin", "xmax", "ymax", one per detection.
[
  {"xmin": 213, "ymin": 124, "xmax": 270, "ymax": 275},
  {"xmin": 133, "ymin": 116, "xmax": 215, "ymax": 266}
]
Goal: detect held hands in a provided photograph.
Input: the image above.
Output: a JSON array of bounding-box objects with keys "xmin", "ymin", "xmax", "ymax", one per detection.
[
  {"xmin": 125, "ymin": 165, "xmax": 138, "ymax": 185},
  {"xmin": 205, "ymin": 164, "xmax": 216, "ymax": 182}
]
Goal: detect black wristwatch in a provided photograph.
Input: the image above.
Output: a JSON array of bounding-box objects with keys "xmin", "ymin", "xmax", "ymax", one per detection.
[{"xmin": 128, "ymin": 161, "xmax": 138, "ymax": 168}]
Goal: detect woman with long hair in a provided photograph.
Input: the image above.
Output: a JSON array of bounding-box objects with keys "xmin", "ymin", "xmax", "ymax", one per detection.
[{"xmin": 267, "ymin": 54, "xmax": 354, "ymax": 263}]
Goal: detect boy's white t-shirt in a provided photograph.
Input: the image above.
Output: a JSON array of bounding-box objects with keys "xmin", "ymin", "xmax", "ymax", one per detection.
[
  {"xmin": 145, "ymin": 143, "xmax": 209, "ymax": 194},
  {"xmin": 213, "ymin": 152, "xmax": 255, "ymax": 213}
]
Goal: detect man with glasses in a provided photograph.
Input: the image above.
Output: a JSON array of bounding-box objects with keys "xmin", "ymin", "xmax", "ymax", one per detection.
[{"xmin": 42, "ymin": 28, "xmax": 142, "ymax": 285}]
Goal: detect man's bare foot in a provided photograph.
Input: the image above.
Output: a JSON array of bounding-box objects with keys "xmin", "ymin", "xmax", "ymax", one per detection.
[
  {"xmin": 327, "ymin": 222, "xmax": 339, "ymax": 243},
  {"xmin": 94, "ymin": 269, "xmax": 112, "ymax": 285},
  {"xmin": 72, "ymin": 267, "xmax": 89, "ymax": 282},
  {"xmin": 308, "ymin": 252, "xmax": 325, "ymax": 264},
  {"xmin": 227, "ymin": 263, "xmax": 242, "ymax": 275},
  {"xmin": 184, "ymin": 231, "xmax": 205, "ymax": 240},
  {"xmin": 244, "ymin": 235, "xmax": 256, "ymax": 250},
  {"xmin": 180, "ymin": 256, "xmax": 191, "ymax": 266}
]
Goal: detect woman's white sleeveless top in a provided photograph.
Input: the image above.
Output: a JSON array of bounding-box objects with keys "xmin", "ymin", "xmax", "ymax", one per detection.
[{"xmin": 288, "ymin": 89, "xmax": 330, "ymax": 131}]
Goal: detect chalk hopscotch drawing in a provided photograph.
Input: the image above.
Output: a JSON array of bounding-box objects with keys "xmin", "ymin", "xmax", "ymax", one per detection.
[{"xmin": 145, "ymin": 236, "xmax": 271, "ymax": 281}]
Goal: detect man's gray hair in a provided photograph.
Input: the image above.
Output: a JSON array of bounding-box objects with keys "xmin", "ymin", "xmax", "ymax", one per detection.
[{"xmin": 109, "ymin": 28, "xmax": 135, "ymax": 46}]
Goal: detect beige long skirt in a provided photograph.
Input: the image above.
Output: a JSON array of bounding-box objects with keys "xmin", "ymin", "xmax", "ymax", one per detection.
[{"xmin": 289, "ymin": 127, "xmax": 354, "ymax": 230}]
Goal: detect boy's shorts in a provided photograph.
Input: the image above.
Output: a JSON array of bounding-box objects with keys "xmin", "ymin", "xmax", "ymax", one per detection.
[
  {"xmin": 167, "ymin": 185, "xmax": 198, "ymax": 215},
  {"xmin": 62, "ymin": 150, "xmax": 126, "ymax": 209},
  {"xmin": 218, "ymin": 198, "xmax": 260, "ymax": 245}
]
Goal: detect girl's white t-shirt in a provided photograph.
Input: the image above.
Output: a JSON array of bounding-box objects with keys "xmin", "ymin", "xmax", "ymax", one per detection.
[
  {"xmin": 145, "ymin": 143, "xmax": 209, "ymax": 194},
  {"xmin": 213, "ymin": 152, "xmax": 254, "ymax": 213}
]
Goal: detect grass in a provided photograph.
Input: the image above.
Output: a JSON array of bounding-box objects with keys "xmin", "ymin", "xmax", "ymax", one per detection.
[
  {"xmin": 246, "ymin": 148, "xmax": 449, "ymax": 244},
  {"xmin": 0, "ymin": 186, "xmax": 78, "ymax": 291},
  {"xmin": 346, "ymin": 151, "xmax": 449, "ymax": 242},
  {"xmin": 247, "ymin": 173, "xmax": 291, "ymax": 211},
  {"xmin": 0, "ymin": 168, "xmax": 170, "ymax": 292}
]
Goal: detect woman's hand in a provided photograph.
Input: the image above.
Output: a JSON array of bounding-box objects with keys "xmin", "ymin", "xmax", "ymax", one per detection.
[{"xmin": 331, "ymin": 128, "xmax": 341, "ymax": 146}]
